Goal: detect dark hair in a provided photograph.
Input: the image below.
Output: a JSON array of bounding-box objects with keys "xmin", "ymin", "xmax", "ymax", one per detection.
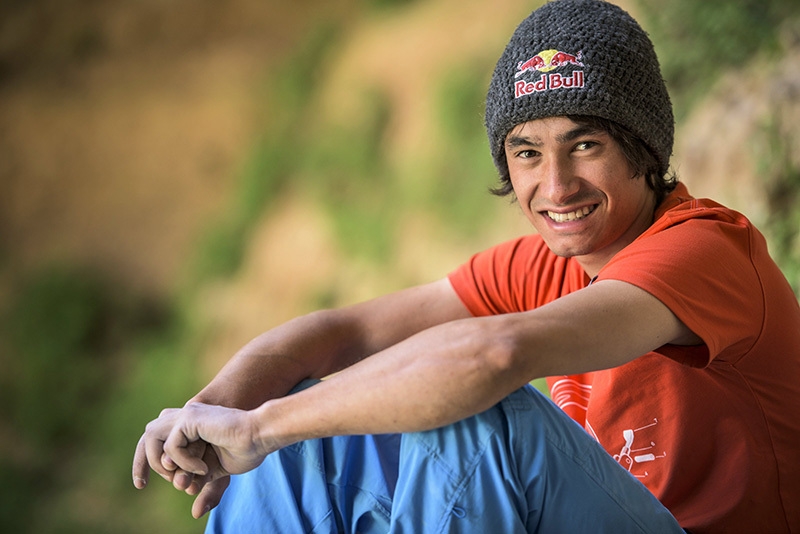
[{"xmin": 489, "ymin": 115, "xmax": 678, "ymax": 207}]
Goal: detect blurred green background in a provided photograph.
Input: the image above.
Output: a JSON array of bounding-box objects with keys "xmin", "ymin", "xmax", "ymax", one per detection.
[{"xmin": 1, "ymin": 0, "xmax": 799, "ymax": 531}]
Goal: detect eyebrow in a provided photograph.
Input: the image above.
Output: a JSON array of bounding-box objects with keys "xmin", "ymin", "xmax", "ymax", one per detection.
[{"xmin": 505, "ymin": 124, "xmax": 605, "ymax": 149}]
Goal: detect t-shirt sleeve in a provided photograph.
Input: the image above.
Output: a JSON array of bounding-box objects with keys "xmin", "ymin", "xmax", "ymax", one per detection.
[
  {"xmin": 448, "ymin": 235, "xmax": 578, "ymax": 317},
  {"xmin": 448, "ymin": 237, "xmax": 528, "ymax": 317},
  {"xmin": 597, "ymin": 209, "xmax": 764, "ymax": 367}
]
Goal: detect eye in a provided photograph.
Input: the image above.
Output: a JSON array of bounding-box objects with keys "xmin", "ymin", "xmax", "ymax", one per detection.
[
  {"xmin": 515, "ymin": 149, "xmax": 538, "ymax": 159},
  {"xmin": 574, "ymin": 141, "xmax": 597, "ymax": 151}
]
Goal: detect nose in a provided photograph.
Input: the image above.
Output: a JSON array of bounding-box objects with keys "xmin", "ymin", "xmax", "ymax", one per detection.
[{"xmin": 538, "ymin": 155, "xmax": 580, "ymax": 205}]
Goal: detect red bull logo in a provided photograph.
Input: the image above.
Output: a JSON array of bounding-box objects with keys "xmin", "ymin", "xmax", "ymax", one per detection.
[{"xmin": 514, "ymin": 49, "xmax": 584, "ymax": 98}]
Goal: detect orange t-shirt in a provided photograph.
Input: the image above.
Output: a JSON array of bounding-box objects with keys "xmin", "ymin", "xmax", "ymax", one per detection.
[{"xmin": 448, "ymin": 183, "xmax": 800, "ymax": 533}]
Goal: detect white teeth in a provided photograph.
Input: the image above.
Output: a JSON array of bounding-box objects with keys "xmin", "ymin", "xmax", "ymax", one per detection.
[{"xmin": 547, "ymin": 205, "xmax": 595, "ymax": 223}]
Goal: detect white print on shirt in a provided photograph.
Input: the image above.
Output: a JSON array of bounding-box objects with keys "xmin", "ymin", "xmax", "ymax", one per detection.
[
  {"xmin": 550, "ymin": 377, "xmax": 591, "ymax": 416},
  {"xmin": 611, "ymin": 418, "xmax": 666, "ymax": 478}
]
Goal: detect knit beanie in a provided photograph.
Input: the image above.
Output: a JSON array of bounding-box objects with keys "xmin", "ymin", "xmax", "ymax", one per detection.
[{"xmin": 485, "ymin": 0, "xmax": 674, "ymax": 183}]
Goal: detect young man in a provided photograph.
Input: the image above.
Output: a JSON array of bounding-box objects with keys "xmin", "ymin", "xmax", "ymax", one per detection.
[{"xmin": 133, "ymin": 1, "xmax": 800, "ymax": 532}]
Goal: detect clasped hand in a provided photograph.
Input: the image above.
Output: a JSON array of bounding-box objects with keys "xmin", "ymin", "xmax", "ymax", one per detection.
[{"xmin": 132, "ymin": 402, "xmax": 269, "ymax": 519}]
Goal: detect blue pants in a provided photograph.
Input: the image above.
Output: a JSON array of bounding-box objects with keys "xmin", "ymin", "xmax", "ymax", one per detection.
[{"xmin": 206, "ymin": 384, "xmax": 682, "ymax": 533}]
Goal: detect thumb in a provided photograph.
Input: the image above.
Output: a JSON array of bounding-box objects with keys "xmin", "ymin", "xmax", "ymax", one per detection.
[
  {"xmin": 192, "ymin": 476, "xmax": 230, "ymax": 519},
  {"xmin": 164, "ymin": 425, "xmax": 209, "ymax": 477}
]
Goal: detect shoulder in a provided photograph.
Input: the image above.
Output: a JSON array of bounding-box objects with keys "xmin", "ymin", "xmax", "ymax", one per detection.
[
  {"xmin": 601, "ymin": 187, "xmax": 763, "ymax": 298},
  {"xmin": 599, "ymin": 184, "xmax": 782, "ymax": 363},
  {"xmin": 449, "ymin": 234, "xmax": 585, "ymax": 315},
  {"xmin": 651, "ymin": 183, "xmax": 754, "ymax": 236}
]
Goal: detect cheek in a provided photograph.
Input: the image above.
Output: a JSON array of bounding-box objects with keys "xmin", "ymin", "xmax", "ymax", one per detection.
[
  {"xmin": 508, "ymin": 164, "xmax": 537, "ymax": 191},
  {"xmin": 508, "ymin": 175, "xmax": 529, "ymax": 201},
  {"xmin": 605, "ymin": 180, "xmax": 652, "ymax": 226},
  {"xmin": 513, "ymin": 184, "xmax": 537, "ymax": 218}
]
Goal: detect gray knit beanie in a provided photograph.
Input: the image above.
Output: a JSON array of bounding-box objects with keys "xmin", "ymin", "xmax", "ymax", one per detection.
[{"xmin": 485, "ymin": 0, "xmax": 673, "ymax": 183}]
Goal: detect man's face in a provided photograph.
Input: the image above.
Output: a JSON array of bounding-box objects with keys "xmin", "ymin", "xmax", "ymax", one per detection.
[{"xmin": 504, "ymin": 116, "xmax": 656, "ymax": 275}]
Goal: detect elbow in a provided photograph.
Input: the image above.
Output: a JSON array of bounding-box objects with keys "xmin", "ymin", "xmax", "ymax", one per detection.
[
  {"xmin": 486, "ymin": 335, "xmax": 527, "ymax": 381},
  {"xmin": 464, "ymin": 318, "xmax": 531, "ymax": 385}
]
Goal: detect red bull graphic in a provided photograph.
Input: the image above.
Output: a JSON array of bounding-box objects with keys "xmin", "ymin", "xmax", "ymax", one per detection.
[
  {"xmin": 514, "ymin": 49, "xmax": 584, "ymax": 98},
  {"xmin": 549, "ymin": 50, "xmax": 583, "ymax": 68},
  {"xmin": 515, "ymin": 54, "xmax": 548, "ymax": 77}
]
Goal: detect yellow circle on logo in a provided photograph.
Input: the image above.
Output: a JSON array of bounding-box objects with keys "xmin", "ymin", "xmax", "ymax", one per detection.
[{"xmin": 537, "ymin": 50, "xmax": 558, "ymax": 73}]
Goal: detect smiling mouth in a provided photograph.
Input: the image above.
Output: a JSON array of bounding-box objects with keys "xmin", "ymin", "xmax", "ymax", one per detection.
[{"xmin": 546, "ymin": 204, "xmax": 597, "ymax": 223}]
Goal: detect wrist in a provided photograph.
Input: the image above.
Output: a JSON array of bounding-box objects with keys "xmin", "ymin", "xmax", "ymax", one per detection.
[{"xmin": 251, "ymin": 396, "xmax": 302, "ymax": 455}]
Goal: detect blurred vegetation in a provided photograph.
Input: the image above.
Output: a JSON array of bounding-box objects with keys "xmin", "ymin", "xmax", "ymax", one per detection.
[
  {"xmin": 756, "ymin": 115, "xmax": 800, "ymax": 294},
  {"xmin": 0, "ymin": 3, "xmax": 502, "ymax": 526},
  {"xmin": 637, "ymin": 0, "xmax": 800, "ymax": 119},
  {"xmin": 638, "ymin": 0, "xmax": 800, "ymax": 297},
  {"xmin": 0, "ymin": 265, "xmax": 189, "ymax": 533},
  {"xmin": 363, "ymin": 0, "xmax": 420, "ymax": 10},
  {"xmin": 194, "ymin": 23, "xmax": 343, "ymax": 281},
  {"xmin": 2, "ymin": 1, "xmax": 800, "ymax": 532}
]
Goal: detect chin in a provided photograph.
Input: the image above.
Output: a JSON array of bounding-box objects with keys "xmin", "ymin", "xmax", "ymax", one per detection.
[{"xmin": 541, "ymin": 239, "xmax": 594, "ymax": 259}]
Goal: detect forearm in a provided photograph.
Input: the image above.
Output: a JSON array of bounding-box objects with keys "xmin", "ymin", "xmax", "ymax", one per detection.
[
  {"xmin": 188, "ymin": 279, "xmax": 469, "ymax": 411},
  {"xmin": 254, "ymin": 315, "xmax": 526, "ymax": 447},
  {"xmin": 188, "ymin": 309, "xmax": 368, "ymax": 410},
  {"xmin": 250, "ymin": 281, "xmax": 694, "ymax": 448}
]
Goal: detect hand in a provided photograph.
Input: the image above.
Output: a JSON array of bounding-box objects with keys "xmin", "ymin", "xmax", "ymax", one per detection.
[{"xmin": 132, "ymin": 403, "xmax": 274, "ymax": 518}]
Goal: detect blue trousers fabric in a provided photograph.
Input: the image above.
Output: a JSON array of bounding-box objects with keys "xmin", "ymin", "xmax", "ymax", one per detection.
[{"xmin": 205, "ymin": 383, "xmax": 683, "ymax": 533}]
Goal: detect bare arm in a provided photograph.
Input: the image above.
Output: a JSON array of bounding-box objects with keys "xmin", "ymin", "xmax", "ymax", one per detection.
[
  {"xmin": 252, "ymin": 279, "xmax": 699, "ymax": 442},
  {"xmin": 133, "ymin": 277, "xmax": 472, "ymax": 516},
  {"xmin": 135, "ymin": 278, "xmax": 699, "ymax": 518},
  {"xmin": 187, "ymin": 277, "xmax": 473, "ymax": 409}
]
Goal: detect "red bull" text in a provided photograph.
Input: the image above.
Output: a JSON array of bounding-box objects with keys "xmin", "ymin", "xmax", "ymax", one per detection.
[{"xmin": 514, "ymin": 71, "xmax": 584, "ymax": 98}]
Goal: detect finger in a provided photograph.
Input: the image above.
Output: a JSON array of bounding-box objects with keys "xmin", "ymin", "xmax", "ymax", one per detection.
[
  {"xmin": 164, "ymin": 428, "xmax": 209, "ymax": 477},
  {"xmin": 137, "ymin": 408, "xmax": 185, "ymax": 484},
  {"xmin": 143, "ymin": 426, "xmax": 175, "ymax": 483},
  {"xmin": 132, "ymin": 435, "xmax": 151, "ymax": 489},
  {"xmin": 192, "ymin": 476, "xmax": 231, "ymax": 519},
  {"xmin": 170, "ymin": 442, "xmax": 208, "ymax": 492},
  {"xmin": 161, "ymin": 451, "xmax": 194, "ymax": 492},
  {"xmin": 185, "ymin": 443, "xmax": 228, "ymax": 496},
  {"xmin": 173, "ymin": 469, "xmax": 195, "ymax": 492},
  {"xmin": 161, "ymin": 452, "xmax": 178, "ymax": 471}
]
